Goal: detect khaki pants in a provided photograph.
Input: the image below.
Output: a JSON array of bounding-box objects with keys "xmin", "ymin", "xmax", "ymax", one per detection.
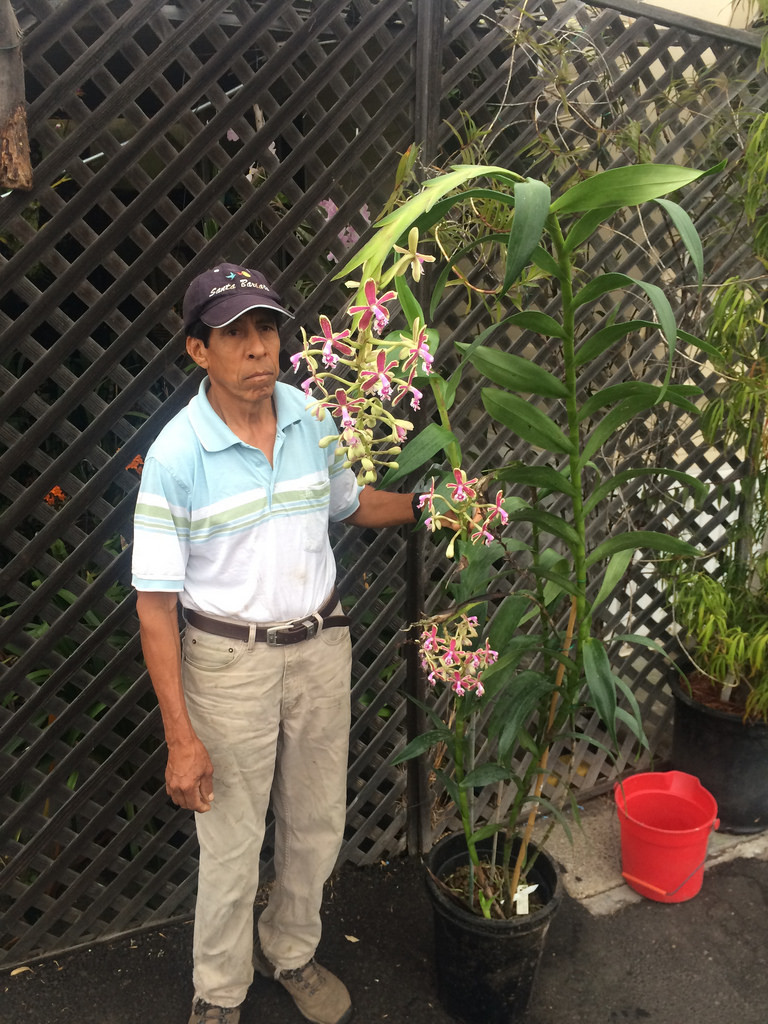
[{"xmin": 181, "ymin": 613, "xmax": 352, "ymax": 1008}]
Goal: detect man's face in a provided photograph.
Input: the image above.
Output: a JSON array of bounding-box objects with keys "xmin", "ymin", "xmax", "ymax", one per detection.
[{"xmin": 186, "ymin": 310, "xmax": 281, "ymax": 409}]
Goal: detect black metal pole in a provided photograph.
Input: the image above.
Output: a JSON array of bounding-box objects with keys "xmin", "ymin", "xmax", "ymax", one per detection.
[
  {"xmin": 414, "ymin": 0, "xmax": 444, "ymax": 166},
  {"xmin": 404, "ymin": 0, "xmax": 445, "ymax": 857}
]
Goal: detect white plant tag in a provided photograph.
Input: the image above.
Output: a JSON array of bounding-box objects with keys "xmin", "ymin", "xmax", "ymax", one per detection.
[{"xmin": 513, "ymin": 883, "xmax": 538, "ymax": 915}]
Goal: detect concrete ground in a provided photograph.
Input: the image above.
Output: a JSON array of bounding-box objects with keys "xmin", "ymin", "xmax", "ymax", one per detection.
[
  {"xmin": 3, "ymin": 794, "xmax": 768, "ymax": 1024},
  {"xmin": 537, "ymin": 791, "xmax": 768, "ymax": 913}
]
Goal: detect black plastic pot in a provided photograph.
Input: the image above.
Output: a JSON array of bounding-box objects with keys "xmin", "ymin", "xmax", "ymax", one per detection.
[
  {"xmin": 425, "ymin": 832, "xmax": 562, "ymax": 1024},
  {"xmin": 670, "ymin": 671, "xmax": 768, "ymax": 834}
]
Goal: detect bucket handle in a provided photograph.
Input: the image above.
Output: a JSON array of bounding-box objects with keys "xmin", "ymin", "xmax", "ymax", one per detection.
[
  {"xmin": 621, "ymin": 872, "xmax": 667, "ymax": 897},
  {"xmin": 622, "ymin": 817, "xmax": 720, "ymax": 898}
]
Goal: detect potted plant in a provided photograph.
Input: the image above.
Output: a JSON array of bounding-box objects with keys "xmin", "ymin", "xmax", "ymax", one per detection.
[
  {"xmin": 664, "ymin": 109, "xmax": 768, "ymax": 832},
  {"xmin": 292, "ymin": 159, "xmax": 714, "ymax": 1023}
]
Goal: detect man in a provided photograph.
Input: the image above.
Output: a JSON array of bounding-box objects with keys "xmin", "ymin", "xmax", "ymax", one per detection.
[{"xmin": 131, "ymin": 264, "xmax": 419, "ymax": 1024}]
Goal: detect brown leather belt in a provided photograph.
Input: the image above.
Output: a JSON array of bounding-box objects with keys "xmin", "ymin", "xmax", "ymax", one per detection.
[{"xmin": 184, "ymin": 589, "xmax": 349, "ymax": 646}]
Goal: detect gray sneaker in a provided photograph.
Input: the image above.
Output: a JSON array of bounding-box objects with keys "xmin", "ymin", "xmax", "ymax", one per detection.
[
  {"xmin": 253, "ymin": 941, "xmax": 353, "ymax": 1024},
  {"xmin": 188, "ymin": 998, "xmax": 240, "ymax": 1024}
]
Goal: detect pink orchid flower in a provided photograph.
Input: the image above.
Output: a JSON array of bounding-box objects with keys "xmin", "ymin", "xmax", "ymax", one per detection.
[
  {"xmin": 310, "ymin": 315, "xmax": 353, "ymax": 369},
  {"xmin": 360, "ymin": 349, "xmax": 399, "ymax": 399},
  {"xmin": 402, "ymin": 324, "xmax": 434, "ymax": 374},
  {"xmin": 448, "ymin": 468, "xmax": 478, "ymax": 503},
  {"xmin": 333, "ymin": 388, "xmax": 365, "ymax": 429},
  {"xmin": 348, "ymin": 279, "xmax": 397, "ymax": 334},
  {"xmin": 393, "ymin": 368, "xmax": 423, "ymax": 410}
]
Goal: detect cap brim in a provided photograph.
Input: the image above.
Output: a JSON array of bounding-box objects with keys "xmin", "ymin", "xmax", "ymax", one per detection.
[{"xmin": 201, "ymin": 296, "xmax": 294, "ymax": 328}]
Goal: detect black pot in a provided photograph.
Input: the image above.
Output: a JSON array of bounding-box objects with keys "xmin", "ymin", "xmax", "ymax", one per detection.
[
  {"xmin": 425, "ymin": 831, "xmax": 562, "ymax": 1024},
  {"xmin": 670, "ymin": 671, "xmax": 768, "ymax": 833}
]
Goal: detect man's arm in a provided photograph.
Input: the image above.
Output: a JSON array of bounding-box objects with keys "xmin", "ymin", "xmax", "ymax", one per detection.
[
  {"xmin": 342, "ymin": 485, "xmax": 417, "ymax": 529},
  {"xmin": 135, "ymin": 590, "xmax": 214, "ymax": 813}
]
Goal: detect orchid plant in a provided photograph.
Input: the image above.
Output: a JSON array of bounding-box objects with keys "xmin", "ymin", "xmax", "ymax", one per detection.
[
  {"xmin": 292, "ymin": 160, "xmax": 717, "ymax": 918},
  {"xmin": 290, "ymin": 279, "xmax": 422, "ymax": 485}
]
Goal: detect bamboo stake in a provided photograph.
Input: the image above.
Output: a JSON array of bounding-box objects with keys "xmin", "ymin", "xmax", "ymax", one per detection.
[{"xmin": 509, "ymin": 595, "xmax": 579, "ymax": 902}]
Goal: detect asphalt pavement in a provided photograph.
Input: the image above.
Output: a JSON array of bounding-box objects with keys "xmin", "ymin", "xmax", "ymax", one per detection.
[{"xmin": 3, "ymin": 795, "xmax": 768, "ymax": 1024}]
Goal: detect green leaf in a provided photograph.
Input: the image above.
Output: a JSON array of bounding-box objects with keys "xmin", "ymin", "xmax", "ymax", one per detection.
[
  {"xmin": 434, "ymin": 766, "xmax": 462, "ymax": 809},
  {"xmin": 522, "ymin": 797, "xmax": 574, "ymax": 839},
  {"xmin": 551, "ymin": 164, "xmax": 708, "ymax": 215},
  {"xmin": 488, "ymin": 594, "xmax": 533, "ymax": 651},
  {"xmin": 677, "ymin": 328, "xmax": 720, "ymax": 361},
  {"xmin": 613, "ymin": 676, "xmax": 650, "ymax": 749},
  {"xmin": 577, "ymin": 322, "xmax": 715, "ymax": 369},
  {"xmin": 517, "ymin": 551, "xmax": 570, "ymax": 622},
  {"xmin": 611, "ymin": 633, "xmax": 675, "ymax": 661},
  {"xmin": 379, "ymin": 423, "xmax": 457, "ymax": 486},
  {"xmin": 574, "ymin": 272, "xmax": 634, "ymax": 308},
  {"xmin": 505, "ymin": 507, "xmax": 581, "ymax": 551},
  {"xmin": 407, "ymin": 694, "xmax": 452, "ymax": 730},
  {"xmin": 394, "ymin": 274, "xmax": 424, "ymax": 328},
  {"xmin": 655, "ymin": 198, "xmax": 704, "ymax": 288},
  {"xmin": 573, "ymin": 276, "xmax": 675, "ymax": 349},
  {"xmin": 579, "ymin": 395, "xmax": 654, "ymax": 466},
  {"xmin": 468, "ymin": 346, "xmax": 568, "ymax": 398},
  {"xmin": 635, "ymin": 278, "xmax": 677, "ymax": 350},
  {"xmin": 531, "ymin": 246, "xmax": 563, "ymax": 279},
  {"xmin": 451, "ymin": 537, "xmax": 507, "ymax": 606},
  {"xmin": 583, "ymin": 467, "xmax": 708, "ymax": 515},
  {"xmin": 480, "ymin": 635, "xmax": 541, "ymax": 686},
  {"xmin": 586, "ymin": 531, "xmax": 700, "ymax": 568},
  {"xmin": 529, "ymin": 565, "xmax": 583, "ymax": 598},
  {"xmin": 470, "ymin": 820, "xmax": 509, "ymax": 843},
  {"xmin": 501, "ymin": 178, "xmax": 552, "ymax": 294},
  {"xmin": 578, "ymin": 382, "xmax": 699, "ymax": 422},
  {"xmin": 578, "ymin": 384, "xmax": 699, "ymax": 466},
  {"xmin": 465, "ymin": 310, "xmax": 565, "ymax": 338},
  {"xmin": 494, "ymin": 464, "xmax": 577, "ymax": 499},
  {"xmin": 482, "ymin": 389, "xmax": 574, "ymax": 454},
  {"xmin": 488, "ymin": 670, "xmax": 554, "ymax": 760},
  {"xmin": 338, "ymin": 165, "xmax": 521, "ymax": 279},
  {"xmin": 439, "ymin": 360, "xmax": 464, "ymax": 413},
  {"xmin": 417, "ymin": 191, "xmax": 516, "ymax": 237},
  {"xmin": 390, "ymin": 728, "xmax": 450, "ymax": 765},
  {"xmin": 563, "ymin": 205, "xmax": 622, "ymax": 254},
  {"xmin": 614, "ymin": 706, "xmax": 650, "ymax": 748},
  {"xmin": 583, "ymin": 637, "xmax": 618, "ymax": 737},
  {"xmin": 461, "ymin": 763, "xmax": 511, "ymax": 788},
  {"xmin": 591, "ymin": 549, "xmax": 634, "ymax": 612},
  {"xmin": 575, "ymin": 319, "xmax": 662, "ymax": 367},
  {"xmin": 575, "ymin": 274, "xmax": 677, "ymax": 385}
]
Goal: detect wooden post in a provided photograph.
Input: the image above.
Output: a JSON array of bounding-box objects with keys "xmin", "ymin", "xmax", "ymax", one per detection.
[{"xmin": 0, "ymin": 0, "xmax": 32, "ymax": 190}]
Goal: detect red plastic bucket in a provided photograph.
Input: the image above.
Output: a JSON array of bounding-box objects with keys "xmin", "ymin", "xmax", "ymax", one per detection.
[{"xmin": 614, "ymin": 770, "xmax": 719, "ymax": 903}]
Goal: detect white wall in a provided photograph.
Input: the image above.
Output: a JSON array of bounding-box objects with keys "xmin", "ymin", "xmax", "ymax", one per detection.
[{"xmin": 640, "ymin": 0, "xmax": 757, "ymax": 27}]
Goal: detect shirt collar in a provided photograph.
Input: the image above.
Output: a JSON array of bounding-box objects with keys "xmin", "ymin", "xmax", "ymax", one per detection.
[{"xmin": 188, "ymin": 378, "xmax": 302, "ymax": 452}]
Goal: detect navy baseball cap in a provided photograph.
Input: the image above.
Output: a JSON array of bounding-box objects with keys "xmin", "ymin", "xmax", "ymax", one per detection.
[{"xmin": 182, "ymin": 263, "xmax": 294, "ymax": 328}]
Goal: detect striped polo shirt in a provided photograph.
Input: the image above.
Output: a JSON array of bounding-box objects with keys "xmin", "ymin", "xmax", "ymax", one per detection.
[{"xmin": 131, "ymin": 378, "xmax": 361, "ymax": 622}]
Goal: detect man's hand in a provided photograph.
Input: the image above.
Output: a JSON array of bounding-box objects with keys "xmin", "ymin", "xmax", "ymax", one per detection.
[{"xmin": 166, "ymin": 736, "xmax": 215, "ymax": 813}]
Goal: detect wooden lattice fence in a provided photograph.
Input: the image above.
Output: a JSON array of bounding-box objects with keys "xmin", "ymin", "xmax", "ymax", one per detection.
[{"xmin": 1, "ymin": 0, "xmax": 765, "ymax": 966}]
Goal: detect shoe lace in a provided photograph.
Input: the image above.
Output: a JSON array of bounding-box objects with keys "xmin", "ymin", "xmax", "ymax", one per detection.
[
  {"xmin": 194, "ymin": 1000, "xmax": 237, "ymax": 1022},
  {"xmin": 283, "ymin": 959, "xmax": 323, "ymax": 995}
]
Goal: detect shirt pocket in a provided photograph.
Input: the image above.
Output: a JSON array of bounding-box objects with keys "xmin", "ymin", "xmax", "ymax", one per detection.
[{"xmin": 279, "ymin": 476, "xmax": 330, "ymax": 553}]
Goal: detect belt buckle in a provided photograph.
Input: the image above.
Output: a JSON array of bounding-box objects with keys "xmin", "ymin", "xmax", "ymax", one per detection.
[
  {"xmin": 266, "ymin": 625, "xmax": 282, "ymax": 646},
  {"xmin": 266, "ymin": 618, "xmax": 318, "ymax": 646},
  {"xmin": 302, "ymin": 617, "xmax": 318, "ymax": 641}
]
